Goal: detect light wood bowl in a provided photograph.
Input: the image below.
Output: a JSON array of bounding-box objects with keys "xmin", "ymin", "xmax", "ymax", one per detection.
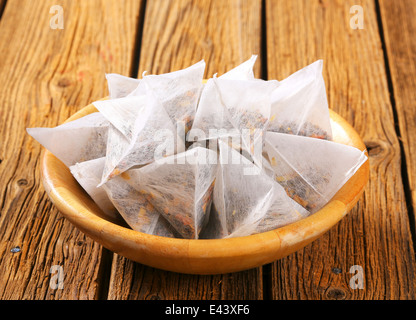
[{"xmin": 41, "ymin": 102, "xmax": 369, "ymax": 275}]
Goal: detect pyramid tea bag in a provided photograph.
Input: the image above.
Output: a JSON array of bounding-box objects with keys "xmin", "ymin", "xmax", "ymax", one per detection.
[
  {"xmin": 95, "ymin": 61, "xmax": 204, "ymax": 142},
  {"xmin": 207, "ymin": 139, "xmax": 308, "ymax": 239},
  {"xmin": 189, "ymin": 77, "xmax": 278, "ymax": 164},
  {"xmin": 102, "ymin": 173, "xmax": 179, "ymax": 238},
  {"xmin": 27, "ymin": 112, "xmax": 109, "ymax": 167},
  {"xmin": 190, "ymin": 56, "xmax": 277, "ymax": 142},
  {"xmin": 105, "ymin": 73, "xmax": 141, "ymax": 99},
  {"xmin": 125, "ymin": 147, "xmax": 218, "ymax": 239},
  {"xmin": 70, "ymin": 157, "xmax": 178, "ymax": 237},
  {"xmin": 99, "ymin": 92, "xmax": 185, "ymax": 185},
  {"xmin": 94, "ymin": 73, "xmax": 142, "ymax": 139},
  {"xmin": 70, "ymin": 157, "xmax": 119, "ymax": 220},
  {"xmin": 93, "ymin": 94, "xmax": 147, "ymax": 142},
  {"xmin": 129, "ymin": 60, "xmax": 206, "ymax": 133},
  {"xmin": 267, "ymin": 60, "xmax": 332, "ymax": 140},
  {"xmin": 263, "ymin": 131, "xmax": 368, "ymax": 212}
]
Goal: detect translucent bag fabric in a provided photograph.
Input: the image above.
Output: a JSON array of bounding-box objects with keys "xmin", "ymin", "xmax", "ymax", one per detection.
[
  {"xmin": 102, "ymin": 175, "xmax": 179, "ymax": 238},
  {"xmin": 267, "ymin": 60, "xmax": 332, "ymax": 140},
  {"xmin": 70, "ymin": 157, "xmax": 177, "ymax": 237},
  {"xmin": 70, "ymin": 157, "xmax": 119, "ymax": 220},
  {"xmin": 263, "ymin": 131, "xmax": 368, "ymax": 213},
  {"xmin": 219, "ymin": 55, "xmax": 257, "ymax": 80},
  {"xmin": 190, "ymin": 56, "xmax": 278, "ymax": 142},
  {"xmin": 129, "ymin": 60, "xmax": 206, "ymax": 133},
  {"xmin": 27, "ymin": 112, "xmax": 109, "ymax": 167},
  {"xmin": 93, "ymin": 95, "xmax": 147, "ymax": 142},
  {"xmin": 125, "ymin": 147, "xmax": 217, "ymax": 239},
  {"xmin": 99, "ymin": 91, "xmax": 185, "ymax": 185},
  {"xmin": 206, "ymin": 139, "xmax": 308, "ymax": 239},
  {"xmin": 189, "ymin": 77, "xmax": 278, "ymax": 162},
  {"xmin": 105, "ymin": 73, "xmax": 141, "ymax": 99}
]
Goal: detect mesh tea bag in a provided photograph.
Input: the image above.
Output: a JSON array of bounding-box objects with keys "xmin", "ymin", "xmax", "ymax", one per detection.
[
  {"xmin": 263, "ymin": 131, "xmax": 368, "ymax": 213},
  {"xmin": 105, "ymin": 73, "xmax": 141, "ymax": 99},
  {"xmin": 129, "ymin": 60, "xmax": 205, "ymax": 133},
  {"xmin": 190, "ymin": 56, "xmax": 276, "ymax": 143},
  {"xmin": 219, "ymin": 55, "xmax": 258, "ymax": 80},
  {"xmin": 189, "ymin": 77, "xmax": 278, "ymax": 148},
  {"xmin": 125, "ymin": 147, "xmax": 218, "ymax": 239},
  {"xmin": 70, "ymin": 157, "xmax": 177, "ymax": 237},
  {"xmin": 99, "ymin": 93, "xmax": 185, "ymax": 185},
  {"xmin": 102, "ymin": 173, "xmax": 180, "ymax": 238},
  {"xmin": 207, "ymin": 139, "xmax": 308, "ymax": 239},
  {"xmin": 93, "ymin": 95, "xmax": 147, "ymax": 141},
  {"xmin": 267, "ymin": 60, "xmax": 332, "ymax": 140},
  {"xmin": 27, "ymin": 112, "xmax": 109, "ymax": 167},
  {"xmin": 70, "ymin": 157, "xmax": 119, "ymax": 220}
]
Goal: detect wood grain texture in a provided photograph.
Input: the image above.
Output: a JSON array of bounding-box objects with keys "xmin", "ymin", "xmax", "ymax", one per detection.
[
  {"xmin": 0, "ymin": 0, "xmax": 142, "ymax": 299},
  {"xmin": 107, "ymin": 0, "xmax": 264, "ymax": 300},
  {"xmin": 108, "ymin": 254, "xmax": 263, "ymax": 300},
  {"xmin": 379, "ymin": 0, "xmax": 416, "ymax": 229},
  {"xmin": 265, "ymin": 0, "xmax": 416, "ymax": 299}
]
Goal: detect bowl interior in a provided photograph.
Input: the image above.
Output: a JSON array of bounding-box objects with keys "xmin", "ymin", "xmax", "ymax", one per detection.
[{"xmin": 41, "ymin": 102, "xmax": 369, "ymax": 274}]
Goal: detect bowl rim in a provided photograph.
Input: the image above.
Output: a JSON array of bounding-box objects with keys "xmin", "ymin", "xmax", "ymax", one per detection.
[{"xmin": 40, "ymin": 100, "xmax": 369, "ymax": 274}]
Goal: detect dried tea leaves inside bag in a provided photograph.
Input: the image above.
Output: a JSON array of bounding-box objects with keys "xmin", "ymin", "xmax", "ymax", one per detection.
[
  {"xmin": 126, "ymin": 147, "xmax": 217, "ymax": 239},
  {"xmin": 263, "ymin": 131, "xmax": 368, "ymax": 213},
  {"xmin": 268, "ymin": 60, "xmax": 332, "ymax": 140},
  {"xmin": 207, "ymin": 139, "xmax": 308, "ymax": 239},
  {"xmin": 70, "ymin": 157, "xmax": 176, "ymax": 237},
  {"xmin": 27, "ymin": 112, "xmax": 109, "ymax": 167},
  {"xmin": 99, "ymin": 92, "xmax": 185, "ymax": 185},
  {"xmin": 102, "ymin": 171, "xmax": 179, "ymax": 238},
  {"xmin": 190, "ymin": 77, "xmax": 278, "ymax": 159},
  {"xmin": 190, "ymin": 56, "xmax": 277, "ymax": 143},
  {"xmin": 130, "ymin": 60, "xmax": 206, "ymax": 133}
]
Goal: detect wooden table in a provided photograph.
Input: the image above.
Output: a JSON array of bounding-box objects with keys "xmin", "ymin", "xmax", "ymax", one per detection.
[{"xmin": 0, "ymin": 0, "xmax": 415, "ymax": 300}]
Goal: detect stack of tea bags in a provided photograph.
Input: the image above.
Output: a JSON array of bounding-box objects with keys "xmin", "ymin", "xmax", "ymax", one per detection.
[{"xmin": 27, "ymin": 56, "xmax": 367, "ymax": 239}]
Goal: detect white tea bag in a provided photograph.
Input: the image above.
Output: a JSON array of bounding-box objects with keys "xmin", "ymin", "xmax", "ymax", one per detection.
[
  {"xmin": 235, "ymin": 186, "xmax": 310, "ymax": 237},
  {"xmin": 189, "ymin": 77, "xmax": 278, "ymax": 145},
  {"xmin": 126, "ymin": 147, "xmax": 218, "ymax": 239},
  {"xmin": 263, "ymin": 131, "xmax": 368, "ymax": 213},
  {"xmin": 219, "ymin": 55, "xmax": 258, "ymax": 80},
  {"xmin": 102, "ymin": 173, "xmax": 180, "ymax": 238},
  {"xmin": 208, "ymin": 139, "xmax": 308, "ymax": 239},
  {"xmin": 99, "ymin": 93, "xmax": 185, "ymax": 185},
  {"xmin": 130, "ymin": 60, "xmax": 206, "ymax": 133},
  {"xmin": 105, "ymin": 73, "xmax": 141, "ymax": 99},
  {"xmin": 69, "ymin": 157, "xmax": 119, "ymax": 220},
  {"xmin": 70, "ymin": 157, "xmax": 177, "ymax": 237},
  {"xmin": 93, "ymin": 95, "xmax": 147, "ymax": 141},
  {"xmin": 190, "ymin": 55, "xmax": 268, "ymax": 141},
  {"xmin": 267, "ymin": 60, "xmax": 332, "ymax": 140},
  {"xmin": 27, "ymin": 112, "xmax": 109, "ymax": 167}
]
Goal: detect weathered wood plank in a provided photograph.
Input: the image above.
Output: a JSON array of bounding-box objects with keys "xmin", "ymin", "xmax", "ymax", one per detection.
[
  {"xmin": 265, "ymin": 0, "xmax": 416, "ymax": 299},
  {"xmin": 107, "ymin": 0, "xmax": 264, "ymax": 300},
  {"xmin": 0, "ymin": 0, "xmax": 142, "ymax": 299},
  {"xmin": 379, "ymin": 0, "xmax": 416, "ymax": 231}
]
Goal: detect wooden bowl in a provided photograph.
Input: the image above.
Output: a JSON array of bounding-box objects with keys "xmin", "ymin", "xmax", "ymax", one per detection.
[{"xmin": 41, "ymin": 102, "xmax": 369, "ymax": 275}]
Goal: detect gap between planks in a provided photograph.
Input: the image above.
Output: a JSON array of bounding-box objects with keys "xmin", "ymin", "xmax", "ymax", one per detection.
[{"xmin": 374, "ymin": 0, "xmax": 416, "ymax": 253}]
